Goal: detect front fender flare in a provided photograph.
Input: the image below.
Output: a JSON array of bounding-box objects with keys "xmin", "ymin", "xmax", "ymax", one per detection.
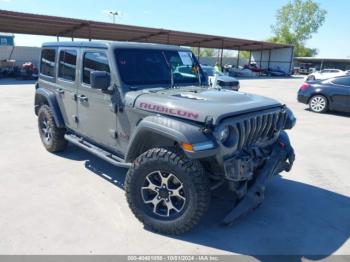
[{"xmin": 125, "ymin": 115, "xmax": 217, "ymax": 162}]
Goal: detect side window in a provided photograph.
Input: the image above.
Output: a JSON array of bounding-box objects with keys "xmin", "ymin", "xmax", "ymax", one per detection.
[
  {"xmin": 332, "ymin": 77, "xmax": 350, "ymax": 86},
  {"xmin": 40, "ymin": 49, "xmax": 56, "ymax": 77},
  {"xmin": 82, "ymin": 51, "xmax": 110, "ymax": 85},
  {"xmin": 58, "ymin": 50, "xmax": 77, "ymax": 81}
]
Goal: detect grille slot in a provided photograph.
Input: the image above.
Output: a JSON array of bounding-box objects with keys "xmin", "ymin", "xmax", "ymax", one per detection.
[{"xmin": 230, "ymin": 109, "xmax": 286, "ymax": 150}]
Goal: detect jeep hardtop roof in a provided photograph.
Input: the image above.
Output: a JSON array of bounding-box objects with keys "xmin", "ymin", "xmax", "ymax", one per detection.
[{"xmin": 42, "ymin": 41, "xmax": 191, "ymax": 52}]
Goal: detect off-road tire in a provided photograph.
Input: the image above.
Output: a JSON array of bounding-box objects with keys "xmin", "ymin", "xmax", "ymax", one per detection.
[
  {"xmin": 38, "ymin": 105, "xmax": 67, "ymax": 152},
  {"xmin": 125, "ymin": 147, "xmax": 210, "ymax": 235}
]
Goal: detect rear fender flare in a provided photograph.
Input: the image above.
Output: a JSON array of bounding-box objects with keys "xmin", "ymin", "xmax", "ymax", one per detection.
[{"xmin": 35, "ymin": 87, "xmax": 65, "ymax": 128}]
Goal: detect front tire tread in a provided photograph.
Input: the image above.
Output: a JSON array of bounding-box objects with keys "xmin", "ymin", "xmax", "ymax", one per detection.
[{"xmin": 125, "ymin": 147, "xmax": 210, "ymax": 235}]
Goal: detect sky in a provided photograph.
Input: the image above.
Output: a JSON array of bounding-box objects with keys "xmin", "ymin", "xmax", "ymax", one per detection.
[{"xmin": 1, "ymin": 0, "xmax": 349, "ymax": 58}]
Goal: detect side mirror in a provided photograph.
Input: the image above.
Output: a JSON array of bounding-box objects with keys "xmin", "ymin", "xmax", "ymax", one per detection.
[{"xmin": 90, "ymin": 71, "xmax": 111, "ymax": 91}]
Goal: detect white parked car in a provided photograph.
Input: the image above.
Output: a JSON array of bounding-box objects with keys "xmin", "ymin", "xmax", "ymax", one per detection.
[
  {"xmin": 306, "ymin": 69, "xmax": 346, "ymax": 81},
  {"xmin": 201, "ymin": 65, "xmax": 240, "ymax": 90}
]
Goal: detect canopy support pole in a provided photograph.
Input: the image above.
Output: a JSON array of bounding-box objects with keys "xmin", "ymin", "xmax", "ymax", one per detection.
[
  {"xmin": 236, "ymin": 48, "xmax": 240, "ymax": 67},
  {"xmin": 268, "ymin": 49, "xmax": 272, "ymax": 69},
  {"xmin": 220, "ymin": 40, "xmax": 224, "ymax": 69},
  {"xmin": 259, "ymin": 45, "xmax": 263, "ymax": 75},
  {"xmin": 197, "ymin": 43, "xmax": 201, "ymax": 60},
  {"xmin": 288, "ymin": 46, "xmax": 295, "ymax": 74}
]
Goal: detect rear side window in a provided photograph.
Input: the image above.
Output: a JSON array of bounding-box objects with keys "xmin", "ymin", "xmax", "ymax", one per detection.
[
  {"xmin": 332, "ymin": 77, "xmax": 350, "ymax": 86},
  {"xmin": 58, "ymin": 50, "xmax": 77, "ymax": 81},
  {"xmin": 82, "ymin": 51, "xmax": 110, "ymax": 85},
  {"xmin": 40, "ymin": 49, "xmax": 56, "ymax": 77}
]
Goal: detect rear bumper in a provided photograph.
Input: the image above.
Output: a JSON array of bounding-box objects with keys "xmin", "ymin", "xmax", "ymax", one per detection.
[{"xmin": 297, "ymin": 93, "xmax": 309, "ymax": 104}]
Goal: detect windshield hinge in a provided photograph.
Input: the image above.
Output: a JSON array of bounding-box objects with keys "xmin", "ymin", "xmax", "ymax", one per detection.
[{"xmin": 201, "ymin": 115, "xmax": 214, "ymax": 134}]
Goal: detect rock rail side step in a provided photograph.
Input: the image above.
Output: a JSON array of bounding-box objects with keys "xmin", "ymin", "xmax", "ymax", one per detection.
[{"xmin": 64, "ymin": 133, "xmax": 132, "ymax": 168}]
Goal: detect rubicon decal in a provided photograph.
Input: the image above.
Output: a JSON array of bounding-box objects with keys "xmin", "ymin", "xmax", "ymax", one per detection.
[{"xmin": 139, "ymin": 102, "xmax": 199, "ymax": 120}]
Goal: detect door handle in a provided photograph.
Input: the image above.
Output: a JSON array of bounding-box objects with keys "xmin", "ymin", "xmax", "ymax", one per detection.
[
  {"xmin": 77, "ymin": 94, "xmax": 88, "ymax": 102},
  {"xmin": 56, "ymin": 88, "xmax": 64, "ymax": 94}
]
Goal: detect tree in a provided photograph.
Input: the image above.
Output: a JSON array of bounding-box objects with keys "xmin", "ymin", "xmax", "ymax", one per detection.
[
  {"xmin": 190, "ymin": 47, "xmax": 215, "ymax": 57},
  {"xmin": 239, "ymin": 51, "xmax": 251, "ymax": 60},
  {"xmin": 270, "ymin": 0, "xmax": 326, "ymax": 57}
]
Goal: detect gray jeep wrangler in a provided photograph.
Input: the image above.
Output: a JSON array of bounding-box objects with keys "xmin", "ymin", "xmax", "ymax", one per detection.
[{"xmin": 35, "ymin": 41, "xmax": 296, "ymax": 234}]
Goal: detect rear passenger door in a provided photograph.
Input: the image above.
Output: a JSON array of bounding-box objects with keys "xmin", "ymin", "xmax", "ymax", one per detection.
[
  {"xmin": 55, "ymin": 49, "xmax": 79, "ymax": 129},
  {"xmin": 76, "ymin": 50, "xmax": 119, "ymax": 150}
]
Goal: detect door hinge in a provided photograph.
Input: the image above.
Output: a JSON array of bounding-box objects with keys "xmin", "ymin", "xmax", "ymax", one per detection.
[
  {"xmin": 109, "ymin": 129, "xmax": 118, "ymax": 139},
  {"xmin": 110, "ymin": 103, "xmax": 124, "ymax": 113},
  {"xmin": 109, "ymin": 103, "xmax": 116, "ymax": 113},
  {"xmin": 72, "ymin": 115, "xmax": 79, "ymax": 123}
]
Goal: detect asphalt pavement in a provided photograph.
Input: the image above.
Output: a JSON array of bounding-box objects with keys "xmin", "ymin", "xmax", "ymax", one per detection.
[{"xmin": 0, "ymin": 77, "xmax": 349, "ymax": 259}]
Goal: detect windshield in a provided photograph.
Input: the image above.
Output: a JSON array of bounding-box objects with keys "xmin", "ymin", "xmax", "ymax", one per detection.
[{"xmin": 115, "ymin": 48, "xmax": 205, "ymax": 87}]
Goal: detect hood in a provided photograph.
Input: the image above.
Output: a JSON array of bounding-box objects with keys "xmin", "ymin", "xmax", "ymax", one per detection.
[{"xmin": 127, "ymin": 87, "xmax": 282, "ymax": 124}]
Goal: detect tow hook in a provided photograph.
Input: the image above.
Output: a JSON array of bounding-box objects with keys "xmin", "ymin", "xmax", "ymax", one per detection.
[{"xmin": 221, "ymin": 131, "xmax": 295, "ymax": 226}]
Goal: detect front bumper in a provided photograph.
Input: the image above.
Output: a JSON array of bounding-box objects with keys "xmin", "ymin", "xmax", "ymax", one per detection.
[
  {"xmin": 222, "ymin": 131, "xmax": 295, "ymax": 225},
  {"xmin": 232, "ymin": 84, "xmax": 240, "ymax": 91}
]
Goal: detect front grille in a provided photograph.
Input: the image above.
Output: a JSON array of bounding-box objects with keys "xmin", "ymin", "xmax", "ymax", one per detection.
[{"xmin": 227, "ymin": 108, "xmax": 286, "ymax": 151}]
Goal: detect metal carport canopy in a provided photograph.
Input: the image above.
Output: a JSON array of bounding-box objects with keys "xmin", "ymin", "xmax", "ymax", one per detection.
[{"xmin": 0, "ymin": 9, "xmax": 292, "ymax": 51}]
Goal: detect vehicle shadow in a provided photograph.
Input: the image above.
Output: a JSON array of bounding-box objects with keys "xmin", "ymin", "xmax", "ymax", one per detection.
[
  {"xmin": 55, "ymin": 144, "xmax": 127, "ymax": 190},
  {"xmin": 175, "ymin": 176, "xmax": 350, "ymax": 260},
  {"xmin": 304, "ymin": 108, "xmax": 350, "ymax": 118},
  {"xmin": 56, "ymin": 145, "xmax": 350, "ymax": 260}
]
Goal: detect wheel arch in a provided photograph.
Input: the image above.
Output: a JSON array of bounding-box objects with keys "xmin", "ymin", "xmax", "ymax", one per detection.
[
  {"xmin": 125, "ymin": 116, "xmax": 215, "ymax": 163},
  {"xmin": 35, "ymin": 87, "xmax": 65, "ymax": 128},
  {"xmin": 125, "ymin": 128, "xmax": 179, "ymax": 162}
]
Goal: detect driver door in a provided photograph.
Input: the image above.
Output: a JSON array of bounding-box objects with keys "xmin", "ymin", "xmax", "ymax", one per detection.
[{"xmin": 76, "ymin": 49, "xmax": 120, "ymax": 151}]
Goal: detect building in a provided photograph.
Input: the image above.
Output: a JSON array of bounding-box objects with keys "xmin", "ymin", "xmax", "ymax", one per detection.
[
  {"xmin": 0, "ymin": 32, "xmax": 40, "ymax": 67},
  {"xmin": 0, "ymin": 33, "xmax": 14, "ymax": 46},
  {"xmin": 0, "ymin": 45, "xmax": 40, "ymax": 67},
  {"xmin": 295, "ymin": 57, "xmax": 350, "ymax": 71}
]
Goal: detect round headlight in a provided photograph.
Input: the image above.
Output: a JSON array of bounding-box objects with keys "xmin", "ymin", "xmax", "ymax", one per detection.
[
  {"xmin": 284, "ymin": 107, "xmax": 296, "ymax": 130},
  {"xmin": 219, "ymin": 126, "xmax": 230, "ymax": 143}
]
